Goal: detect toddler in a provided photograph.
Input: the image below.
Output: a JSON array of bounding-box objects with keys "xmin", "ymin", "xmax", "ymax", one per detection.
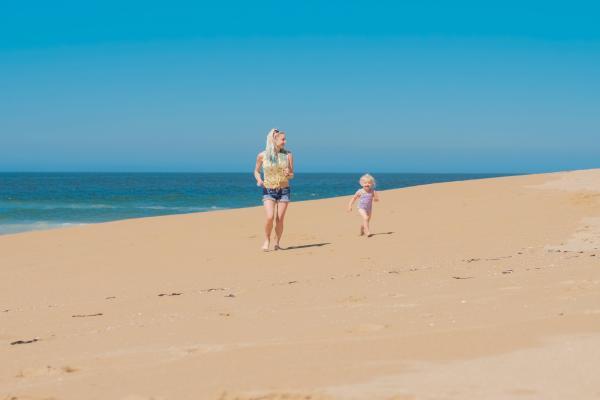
[{"xmin": 347, "ymin": 174, "xmax": 380, "ymax": 237}]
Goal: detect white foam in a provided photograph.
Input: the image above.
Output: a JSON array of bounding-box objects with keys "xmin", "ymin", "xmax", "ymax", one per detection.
[
  {"xmin": 0, "ymin": 221, "xmax": 87, "ymax": 235},
  {"xmin": 137, "ymin": 205, "xmax": 222, "ymax": 212}
]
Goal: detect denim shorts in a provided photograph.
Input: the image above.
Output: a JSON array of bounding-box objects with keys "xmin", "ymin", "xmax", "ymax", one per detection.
[{"xmin": 262, "ymin": 187, "xmax": 291, "ymax": 202}]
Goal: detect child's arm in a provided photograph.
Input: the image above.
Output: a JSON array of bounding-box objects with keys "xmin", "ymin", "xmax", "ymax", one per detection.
[
  {"xmin": 374, "ymin": 190, "xmax": 380, "ymax": 202},
  {"xmin": 347, "ymin": 190, "xmax": 361, "ymax": 212}
]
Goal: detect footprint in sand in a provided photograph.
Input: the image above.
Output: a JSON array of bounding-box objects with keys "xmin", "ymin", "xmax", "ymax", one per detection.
[
  {"xmin": 200, "ymin": 288, "xmax": 227, "ymax": 293},
  {"xmin": 72, "ymin": 313, "xmax": 103, "ymax": 318},
  {"xmin": 340, "ymin": 295, "xmax": 367, "ymax": 304},
  {"xmin": 11, "ymin": 338, "xmax": 40, "ymax": 346},
  {"xmin": 485, "ymin": 255, "xmax": 512, "ymax": 261},
  {"xmin": 499, "ymin": 286, "xmax": 522, "ymax": 291},
  {"xmin": 347, "ymin": 323, "xmax": 388, "ymax": 334},
  {"xmin": 16, "ymin": 365, "xmax": 78, "ymax": 378}
]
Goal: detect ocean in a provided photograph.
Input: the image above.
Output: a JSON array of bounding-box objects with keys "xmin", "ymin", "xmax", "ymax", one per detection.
[{"xmin": 0, "ymin": 172, "xmax": 514, "ymax": 235}]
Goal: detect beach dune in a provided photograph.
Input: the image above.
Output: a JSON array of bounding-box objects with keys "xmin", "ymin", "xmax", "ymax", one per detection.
[{"xmin": 2, "ymin": 170, "xmax": 600, "ymax": 399}]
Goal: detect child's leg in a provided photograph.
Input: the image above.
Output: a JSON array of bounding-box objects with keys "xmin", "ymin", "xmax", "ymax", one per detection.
[
  {"xmin": 358, "ymin": 209, "xmax": 371, "ymax": 236},
  {"xmin": 262, "ymin": 200, "xmax": 276, "ymax": 250}
]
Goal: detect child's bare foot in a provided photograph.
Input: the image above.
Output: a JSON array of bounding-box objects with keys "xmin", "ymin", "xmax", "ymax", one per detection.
[
  {"xmin": 359, "ymin": 226, "xmax": 365, "ymax": 236},
  {"xmin": 274, "ymin": 244, "xmax": 282, "ymax": 251},
  {"xmin": 261, "ymin": 240, "xmax": 270, "ymax": 251}
]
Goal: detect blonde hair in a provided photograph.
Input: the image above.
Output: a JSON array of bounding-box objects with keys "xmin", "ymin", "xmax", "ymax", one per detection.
[
  {"xmin": 265, "ymin": 128, "xmax": 286, "ymax": 164},
  {"xmin": 360, "ymin": 173, "xmax": 376, "ymax": 187}
]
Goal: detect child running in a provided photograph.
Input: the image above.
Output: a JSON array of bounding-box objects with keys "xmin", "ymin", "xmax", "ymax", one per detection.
[{"xmin": 347, "ymin": 174, "xmax": 380, "ymax": 237}]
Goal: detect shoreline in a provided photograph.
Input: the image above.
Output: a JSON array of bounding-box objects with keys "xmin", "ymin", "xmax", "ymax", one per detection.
[{"xmin": 0, "ymin": 172, "xmax": 520, "ymax": 237}]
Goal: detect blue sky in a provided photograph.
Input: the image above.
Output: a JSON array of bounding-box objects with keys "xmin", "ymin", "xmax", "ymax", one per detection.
[{"xmin": 1, "ymin": 1, "xmax": 599, "ymax": 173}]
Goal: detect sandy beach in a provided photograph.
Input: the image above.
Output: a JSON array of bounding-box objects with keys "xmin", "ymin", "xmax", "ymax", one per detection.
[{"xmin": 2, "ymin": 169, "xmax": 600, "ymax": 400}]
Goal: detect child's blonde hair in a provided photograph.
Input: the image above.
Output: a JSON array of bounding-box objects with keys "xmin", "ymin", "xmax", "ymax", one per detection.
[{"xmin": 360, "ymin": 173, "xmax": 376, "ymax": 187}]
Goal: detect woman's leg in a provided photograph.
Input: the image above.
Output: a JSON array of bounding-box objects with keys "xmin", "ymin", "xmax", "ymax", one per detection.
[
  {"xmin": 358, "ymin": 209, "xmax": 371, "ymax": 236},
  {"xmin": 263, "ymin": 199, "xmax": 276, "ymax": 250},
  {"xmin": 274, "ymin": 201, "xmax": 289, "ymax": 249}
]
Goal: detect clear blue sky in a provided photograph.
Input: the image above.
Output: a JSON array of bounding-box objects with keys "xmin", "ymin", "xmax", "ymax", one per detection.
[{"xmin": 1, "ymin": 1, "xmax": 598, "ymax": 173}]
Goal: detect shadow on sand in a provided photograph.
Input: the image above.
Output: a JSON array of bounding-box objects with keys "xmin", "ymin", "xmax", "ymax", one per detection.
[
  {"xmin": 368, "ymin": 231, "xmax": 394, "ymax": 237},
  {"xmin": 279, "ymin": 242, "xmax": 331, "ymax": 251}
]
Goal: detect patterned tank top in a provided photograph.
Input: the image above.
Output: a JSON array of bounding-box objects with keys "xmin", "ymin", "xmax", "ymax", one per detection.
[{"xmin": 262, "ymin": 151, "xmax": 290, "ymax": 189}]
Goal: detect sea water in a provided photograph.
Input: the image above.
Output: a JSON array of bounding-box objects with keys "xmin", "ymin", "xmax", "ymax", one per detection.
[{"xmin": 0, "ymin": 172, "xmax": 514, "ymax": 235}]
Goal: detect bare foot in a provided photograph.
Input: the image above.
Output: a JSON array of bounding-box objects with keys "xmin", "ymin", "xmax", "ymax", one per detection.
[
  {"xmin": 274, "ymin": 244, "xmax": 282, "ymax": 251},
  {"xmin": 360, "ymin": 226, "xmax": 365, "ymax": 236},
  {"xmin": 262, "ymin": 240, "xmax": 270, "ymax": 252}
]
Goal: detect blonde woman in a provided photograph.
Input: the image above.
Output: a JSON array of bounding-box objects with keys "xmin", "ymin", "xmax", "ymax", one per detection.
[{"xmin": 254, "ymin": 128, "xmax": 294, "ymax": 251}]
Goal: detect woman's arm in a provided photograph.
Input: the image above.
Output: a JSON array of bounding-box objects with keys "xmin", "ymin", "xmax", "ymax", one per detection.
[
  {"xmin": 285, "ymin": 152, "xmax": 294, "ymax": 179},
  {"xmin": 254, "ymin": 152, "xmax": 264, "ymax": 186}
]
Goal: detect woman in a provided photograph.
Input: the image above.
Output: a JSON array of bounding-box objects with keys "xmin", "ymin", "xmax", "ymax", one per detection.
[{"xmin": 254, "ymin": 128, "xmax": 294, "ymax": 251}]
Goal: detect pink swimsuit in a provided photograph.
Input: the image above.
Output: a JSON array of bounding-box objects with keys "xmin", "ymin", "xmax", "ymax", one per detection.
[{"xmin": 358, "ymin": 190, "xmax": 374, "ymax": 213}]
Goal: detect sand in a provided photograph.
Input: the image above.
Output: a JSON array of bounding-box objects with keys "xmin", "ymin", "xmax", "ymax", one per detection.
[{"xmin": 1, "ymin": 169, "xmax": 600, "ymax": 400}]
